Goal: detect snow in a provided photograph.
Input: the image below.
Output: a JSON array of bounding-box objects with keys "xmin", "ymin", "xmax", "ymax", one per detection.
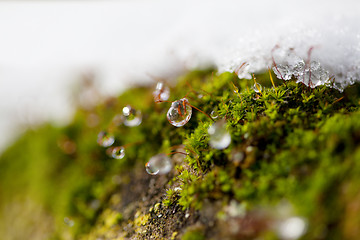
[
  {"xmin": 0, "ymin": 0, "xmax": 360, "ymax": 152},
  {"xmin": 219, "ymin": 16, "xmax": 360, "ymax": 91}
]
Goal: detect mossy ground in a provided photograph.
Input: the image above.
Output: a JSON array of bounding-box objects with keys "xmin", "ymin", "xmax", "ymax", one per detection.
[{"xmin": 1, "ymin": 69, "xmax": 360, "ymax": 239}]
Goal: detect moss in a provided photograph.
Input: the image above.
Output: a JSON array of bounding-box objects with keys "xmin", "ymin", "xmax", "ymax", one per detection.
[
  {"xmin": 181, "ymin": 226, "xmax": 205, "ymax": 240},
  {"xmin": 1, "ymin": 68, "xmax": 360, "ymax": 239}
]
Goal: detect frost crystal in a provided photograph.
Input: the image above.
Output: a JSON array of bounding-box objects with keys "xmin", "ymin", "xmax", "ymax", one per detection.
[
  {"xmin": 298, "ymin": 61, "xmax": 330, "ymax": 88},
  {"xmin": 273, "ymin": 50, "xmax": 330, "ymax": 88}
]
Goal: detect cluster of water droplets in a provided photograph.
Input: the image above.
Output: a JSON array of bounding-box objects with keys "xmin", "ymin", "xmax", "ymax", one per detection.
[
  {"xmin": 145, "ymin": 153, "xmax": 172, "ymax": 175},
  {"xmin": 208, "ymin": 119, "xmax": 231, "ymax": 150},
  {"xmin": 97, "ymin": 104, "xmax": 144, "ymax": 160},
  {"xmin": 167, "ymin": 98, "xmax": 192, "ymax": 127},
  {"xmin": 153, "ymin": 82, "xmax": 170, "ymax": 103},
  {"xmin": 273, "ymin": 50, "xmax": 330, "ymax": 88}
]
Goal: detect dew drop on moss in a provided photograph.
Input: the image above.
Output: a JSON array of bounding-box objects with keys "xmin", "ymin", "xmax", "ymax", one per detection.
[
  {"xmin": 276, "ymin": 216, "xmax": 307, "ymax": 240},
  {"xmin": 122, "ymin": 105, "xmax": 142, "ymax": 127},
  {"xmin": 210, "ymin": 109, "xmax": 219, "ymax": 119},
  {"xmin": 153, "ymin": 82, "xmax": 170, "ymax": 102},
  {"xmin": 145, "ymin": 153, "xmax": 172, "ymax": 175},
  {"xmin": 64, "ymin": 217, "xmax": 74, "ymax": 227},
  {"xmin": 253, "ymin": 83, "xmax": 263, "ymax": 93},
  {"xmin": 208, "ymin": 119, "xmax": 231, "ymax": 149},
  {"xmin": 111, "ymin": 146, "xmax": 125, "ymax": 159},
  {"xmin": 97, "ymin": 131, "xmax": 115, "ymax": 147},
  {"xmin": 167, "ymin": 98, "xmax": 192, "ymax": 127},
  {"xmin": 231, "ymin": 148, "xmax": 245, "ymax": 165}
]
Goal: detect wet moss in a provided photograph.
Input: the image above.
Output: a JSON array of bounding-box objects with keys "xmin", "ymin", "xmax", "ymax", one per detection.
[{"xmin": 1, "ymin": 69, "xmax": 360, "ymax": 239}]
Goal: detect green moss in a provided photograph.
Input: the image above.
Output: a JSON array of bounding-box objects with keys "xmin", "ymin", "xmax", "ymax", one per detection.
[
  {"xmin": 181, "ymin": 229, "xmax": 205, "ymax": 240},
  {"xmin": 1, "ymin": 68, "xmax": 360, "ymax": 239}
]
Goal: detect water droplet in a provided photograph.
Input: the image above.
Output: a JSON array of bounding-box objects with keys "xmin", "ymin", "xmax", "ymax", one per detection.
[
  {"xmin": 244, "ymin": 132, "xmax": 250, "ymax": 139},
  {"xmin": 167, "ymin": 98, "xmax": 192, "ymax": 127},
  {"xmin": 253, "ymin": 83, "xmax": 263, "ymax": 93},
  {"xmin": 153, "ymin": 82, "xmax": 170, "ymax": 102},
  {"xmin": 208, "ymin": 119, "xmax": 231, "ymax": 149},
  {"xmin": 145, "ymin": 153, "xmax": 172, "ymax": 175},
  {"xmin": 210, "ymin": 108, "xmax": 219, "ymax": 119},
  {"xmin": 245, "ymin": 145, "xmax": 254, "ymax": 153},
  {"xmin": 97, "ymin": 131, "xmax": 115, "ymax": 147},
  {"xmin": 111, "ymin": 146, "xmax": 125, "ymax": 159},
  {"xmin": 277, "ymin": 217, "xmax": 307, "ymax": 240},
  {"xmin": 64, "ymin": 217, "xmax": 74, "ymax": 227},
  {"xmin": 231, "ymin": 149, "xmax": 245, "ymax": 165},
  {"xmin": 122, "ymin": 105, "xmax": 142, "ymax": 127}
]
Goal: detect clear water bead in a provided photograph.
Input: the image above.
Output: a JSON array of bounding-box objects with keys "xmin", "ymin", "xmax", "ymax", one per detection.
[
  {"xmin": 208, "ymin": 119, "xmax": 231, "ymax": 149},
  {"xmin": 111, "ymin": 146, "xmax": 125, "ymax": 159},
  {"xmin": 153, "ymin": 82, "xmax": 170, "ymax": 103},
  {"xmin": 210, "ymin": 108, "xmax": 219, "ymax": 119},
  {"xmin": 253, "ymin": 83, "xmax": 263, "ymax": 93},
  {"xmin": 145, "ymin": 153, "xmax": 172, "ymax": 175},
  {"xmin": 167, "ymin": 98, "xmax": 192, "ymax": 127},
  {"xmin": 97, "ymin": 131, "xmax": 115, "ymax": 147},
  {"xmin": 277, "ymin": 217, "xmax": 307, "ymax": 240},
  {"xmin": 122, "ymin": 105, "xmax": 142, "ymax": 127},
  {"xmin": 231, "ymin": 148, "xmax": 245, "ymax": 165}
]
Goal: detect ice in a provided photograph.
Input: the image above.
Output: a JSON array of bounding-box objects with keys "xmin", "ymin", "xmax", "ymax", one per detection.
[
  {"xmin": 299, "ymin": 60, "xmax": 330, "ymax": 88},
  {"xmin": 272, "ymin": 50, "xmax": 330, "ymax": 88},
  {"xmin": 219, "ymin": 17, "xmax": 360, "ymax": 92}
]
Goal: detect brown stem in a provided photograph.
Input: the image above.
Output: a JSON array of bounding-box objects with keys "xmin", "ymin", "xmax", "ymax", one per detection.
[{"xmin": 190, "ymin": 104, "xmax": 215, "ymax": 121}]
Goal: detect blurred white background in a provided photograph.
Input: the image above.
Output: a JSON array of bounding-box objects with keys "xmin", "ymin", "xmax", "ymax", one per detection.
[{"xmin": 0, "ymin": 0, "xmax": 359, "ymax": 152}]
